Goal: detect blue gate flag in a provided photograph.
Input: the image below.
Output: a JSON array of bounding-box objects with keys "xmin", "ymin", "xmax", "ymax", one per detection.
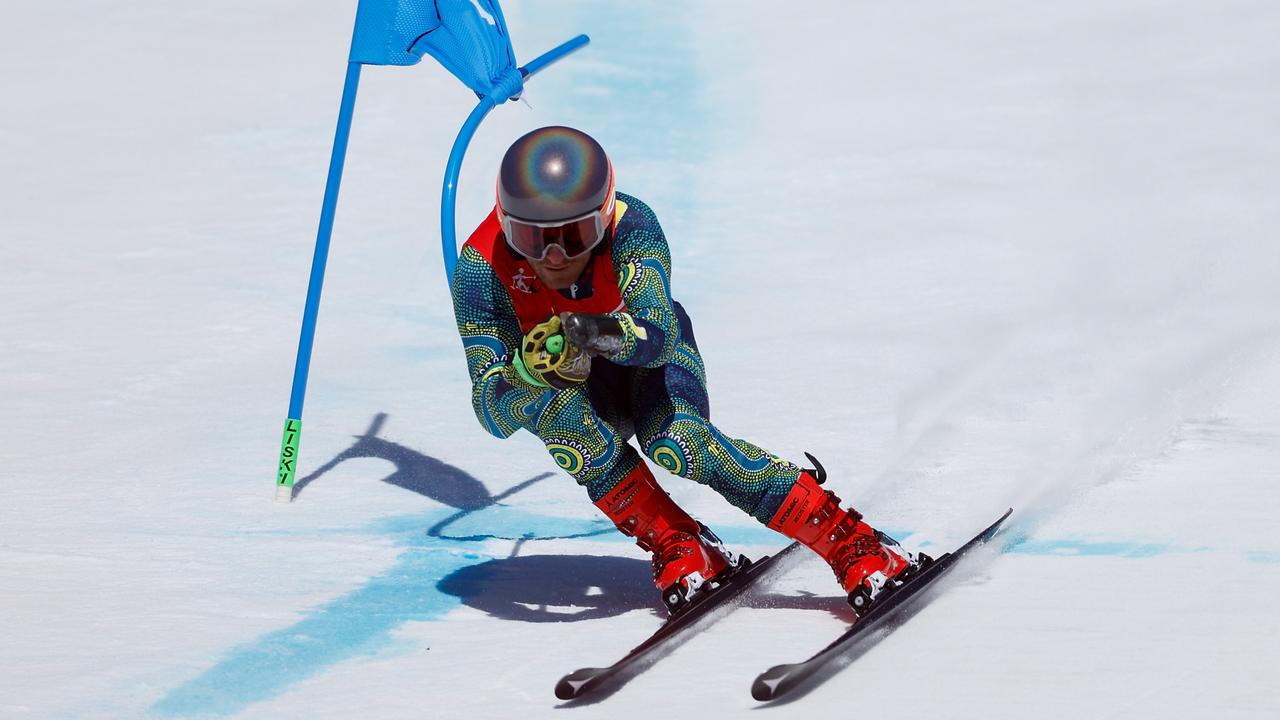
[{"xmin": 349, "ymin": 0, "xmax": 523, "ymax": 102}]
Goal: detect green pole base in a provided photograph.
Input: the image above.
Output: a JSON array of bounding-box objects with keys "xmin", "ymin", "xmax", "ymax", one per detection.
[{"xmin": 276, "ymin": 418, "xmax": 302, "ymax": 502}]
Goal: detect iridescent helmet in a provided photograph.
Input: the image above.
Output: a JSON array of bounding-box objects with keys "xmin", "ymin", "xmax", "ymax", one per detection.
[{"xmin": 496, "ymin": 126, "xmax": 616, "ymax": 260}]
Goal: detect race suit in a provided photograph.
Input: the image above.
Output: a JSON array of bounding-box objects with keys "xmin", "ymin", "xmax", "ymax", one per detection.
[{"xmin": 451, "ymin": 192, "xmax": 804, "ymax": 523}]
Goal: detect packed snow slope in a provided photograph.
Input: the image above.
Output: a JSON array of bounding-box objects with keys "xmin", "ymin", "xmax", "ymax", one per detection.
[{"xmin": 2, "ymin": 1, "xmax": 1278, "ymax": 718}]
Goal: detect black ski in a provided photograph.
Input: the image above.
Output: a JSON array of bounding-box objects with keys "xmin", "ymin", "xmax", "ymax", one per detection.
[
  {"xmin": 555, "ymin": 541, "xmax": 807, "ymax": 701},
  {"xmin": 751, "ymin": 508, "xmax": 1013, "ymax": 702}
]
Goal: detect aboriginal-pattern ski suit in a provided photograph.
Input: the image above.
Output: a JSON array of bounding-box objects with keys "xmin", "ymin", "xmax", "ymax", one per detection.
[{"xmin": 451, "ymin": 192, "xmax": 803, "ymax": 522}]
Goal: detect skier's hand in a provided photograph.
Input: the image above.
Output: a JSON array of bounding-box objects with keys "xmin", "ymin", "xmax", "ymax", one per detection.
[
  {"xmin": 512, "ymin": 315, "xmax": 591, "ymax": 390},
  {"xmin": 561, "ymin": 313, "xmax": 626, "ymax": 358}
]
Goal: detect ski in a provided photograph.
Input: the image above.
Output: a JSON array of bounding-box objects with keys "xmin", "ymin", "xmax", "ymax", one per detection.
[
  {"xmin": 555, "ymin": 540, "xmax": 807, "ymax": 701},
  {"xmin": 751, "ymin": 508, "xmax": 1013, "ymax": 702}
]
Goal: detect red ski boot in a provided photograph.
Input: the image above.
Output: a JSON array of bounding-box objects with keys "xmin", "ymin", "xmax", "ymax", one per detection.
[
  {"xmin": 594, "ymin": 463, "xmax": 740, "ymax": 615},
  {"xmin": 767, "ymin": 458, "xmax": 929, "ymax": 615}
]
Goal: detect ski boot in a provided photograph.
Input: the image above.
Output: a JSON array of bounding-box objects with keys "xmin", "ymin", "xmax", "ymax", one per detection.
[
  {"xmin": 594, "ymin": 463, "xmax": 743, "ymax": 615},
  {"xmin": 767, "ymin": 455, "xmax": 931, "ymax": 616}
]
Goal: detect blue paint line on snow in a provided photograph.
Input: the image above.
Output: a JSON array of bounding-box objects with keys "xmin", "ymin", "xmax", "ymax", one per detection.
[
  {"xmin": 153, "ymin": 505, "xmax": 779, "ymax": 718},
  {"xmin": 153, "ymin": 509, "xmax": 468, "ymax": 719},
  {"xmin": 168, "ymin": 486, "xmax": 1274, "ymax": 719},
  {"xmin": 154, "ymin": 492, "xmax": 1265, "ymax": 718},
  {"xmin": 1007, "ymin": 536, "xmax": 1280, "ymax": 564},
  {"xmin": 1006, "ymin": 536, "xmax": 1175, "ymax": 558}
]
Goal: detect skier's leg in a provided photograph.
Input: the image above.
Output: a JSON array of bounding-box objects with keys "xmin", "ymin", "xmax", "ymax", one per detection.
[
  {"xmin": 631, "ymin": 304, "xmax": 802, "ymax": 523},
  {"xmin": 525, "ymin": 376, "xmax": 732, "ymax": 610},
  {"xmin": 527, "ymin": 380, "xmax": 638, "ymax": 496},
  {"xmin": 633, "ymin": 304, "xmax": 927, "ymax": 612}
]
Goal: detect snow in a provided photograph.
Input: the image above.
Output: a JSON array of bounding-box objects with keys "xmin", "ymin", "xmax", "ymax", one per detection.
[{"xmin": 3, "ymin": 1, "xmax": 1279, "ymax": 718}]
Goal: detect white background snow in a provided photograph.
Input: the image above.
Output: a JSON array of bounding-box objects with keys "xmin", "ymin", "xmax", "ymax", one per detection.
[{"xmin": 3, "ymin": 1, "xmax": 1278, "ymax": 718}]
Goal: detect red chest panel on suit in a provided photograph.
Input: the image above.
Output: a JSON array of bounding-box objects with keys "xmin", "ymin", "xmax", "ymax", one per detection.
[{"xmin": 465, "ymin": 209, "xmax": 627, "ymax": 333}]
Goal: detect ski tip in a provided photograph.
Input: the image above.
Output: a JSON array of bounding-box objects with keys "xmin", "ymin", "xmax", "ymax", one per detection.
[
  {"xmin": 554, "ymin": 667, "xmax": 606, "ymax": 701},
  {"xmin": 751, "ymin": 665, "xmax": 792, "ymax": 702},
  {"xmin": 750, "ymin": 681, "xmax": 775, "ymax": 702},
  {"xmin": 975, "ymin": 508, "xmax": 1014, "ymax": 545}
]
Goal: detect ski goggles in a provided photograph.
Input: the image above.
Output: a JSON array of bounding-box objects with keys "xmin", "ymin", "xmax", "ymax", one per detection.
[{"xmin": 501, "ymin": 208, "xmax": 610, "ymax": 262}]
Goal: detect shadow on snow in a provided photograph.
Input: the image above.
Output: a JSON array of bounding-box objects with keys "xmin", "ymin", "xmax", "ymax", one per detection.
[{"xmin": 152, "ymin": 413, "xmax": 847, "ymax": 718}]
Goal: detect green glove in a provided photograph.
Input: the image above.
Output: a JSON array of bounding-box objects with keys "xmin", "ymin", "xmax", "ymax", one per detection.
[{"xmin": 513, "ymin": 315, "xmax": 592, "ymax": 390}]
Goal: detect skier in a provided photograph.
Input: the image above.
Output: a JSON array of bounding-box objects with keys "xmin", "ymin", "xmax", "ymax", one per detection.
[{"xmin": 451, "ymin": 126, "xmax": 927, "ymax": 615}]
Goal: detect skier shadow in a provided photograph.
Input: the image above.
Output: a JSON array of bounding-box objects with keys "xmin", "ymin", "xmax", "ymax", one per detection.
[
  {"xmin": 294, "ymin": 413, "xmax": 853, "ymax": 625},
  {"xmin": 439, "ymin": 557, "xmax": 858, "ymax": 625},
  {"xmin": 156, "ymin": 415, "xmax": 854, "ymax": 717},
  {"xmin": 291, "ymin": 413, "xmax": 663, "ymax": 619}
]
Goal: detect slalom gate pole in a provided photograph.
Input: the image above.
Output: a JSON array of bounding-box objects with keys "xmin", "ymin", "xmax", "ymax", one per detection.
[{"xmin": 276, "ymin": 60, "xmax": 363, "ymax": 502}]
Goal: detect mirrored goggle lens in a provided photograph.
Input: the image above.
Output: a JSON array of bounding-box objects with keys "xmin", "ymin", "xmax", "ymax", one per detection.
[{"xmin": 504, "ymin": 213, "xmax": 605, "ymax": 261}]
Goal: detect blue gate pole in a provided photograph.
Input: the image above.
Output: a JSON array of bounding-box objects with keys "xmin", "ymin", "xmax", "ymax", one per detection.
[
  {"xmin": 440, "ymin": 96, "xmax": 497, "ymax": 281},
  {"xmin": 277, "ymin": 60, "xmax": 363, "ymax": 502}
]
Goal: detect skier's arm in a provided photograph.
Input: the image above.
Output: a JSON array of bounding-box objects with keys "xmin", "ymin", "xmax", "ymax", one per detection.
[
  {"xmin": 451, "ymin": 246, "xmax": 550, "ymax": 438},
  {"xmin": 602, "ymin": 197, "xmax": 681, "ymax": 367}
]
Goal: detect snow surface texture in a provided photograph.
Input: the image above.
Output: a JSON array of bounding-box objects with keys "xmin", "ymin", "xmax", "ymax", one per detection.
[{"xmin": 2, "ymin": 1, "xmax": 1278, "ymax": 718}]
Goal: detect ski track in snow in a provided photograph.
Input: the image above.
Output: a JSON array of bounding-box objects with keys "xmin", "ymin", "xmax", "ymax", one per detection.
[{"xmin": 3, "ymin": 1, "xmax": 1280, "ymax": 718}]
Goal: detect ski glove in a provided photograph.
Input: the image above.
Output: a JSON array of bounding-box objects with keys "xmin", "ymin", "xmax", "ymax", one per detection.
[
  {"xmin": 561, "ymin": 313, "xmax": 626, "ymax": 359},
  {"xmin": 512, "ymin": 314, "xmax": 592, "ymax": 390}
]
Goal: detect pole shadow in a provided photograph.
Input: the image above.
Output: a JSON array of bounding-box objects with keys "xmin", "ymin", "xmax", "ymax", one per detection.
[{"xmin": 290, "ymin": 412, "xmax": 494, "ymax": 510}]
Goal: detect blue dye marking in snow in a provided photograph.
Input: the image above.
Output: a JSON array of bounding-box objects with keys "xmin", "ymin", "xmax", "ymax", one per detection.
[
  {"xmin": 152, "ymin": 503, "xmax": 782, "ymax": 718},
  {"xmin": 1006, "ymin": 537, "xmax": 1173, "ymax": 558},
  {"xmin": 1008, "ymin": 536, "xmax": 1280, "ymax": 564},
  {"xmin": 151, "ymin": 490, "xmax": 911, "ymax": 716},
  {"xmin": 153, "ymin": 510, "xmax": 469, "ymax": 718}
]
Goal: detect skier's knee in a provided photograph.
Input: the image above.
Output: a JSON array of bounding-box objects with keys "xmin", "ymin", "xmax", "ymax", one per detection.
[
  {"xmin": 543, "ymin": 438, "xmax": 594, "ymax": 481},
  {"xmin": 646, "ymin": 415, "xmax": 714, "ymax": 480}
]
